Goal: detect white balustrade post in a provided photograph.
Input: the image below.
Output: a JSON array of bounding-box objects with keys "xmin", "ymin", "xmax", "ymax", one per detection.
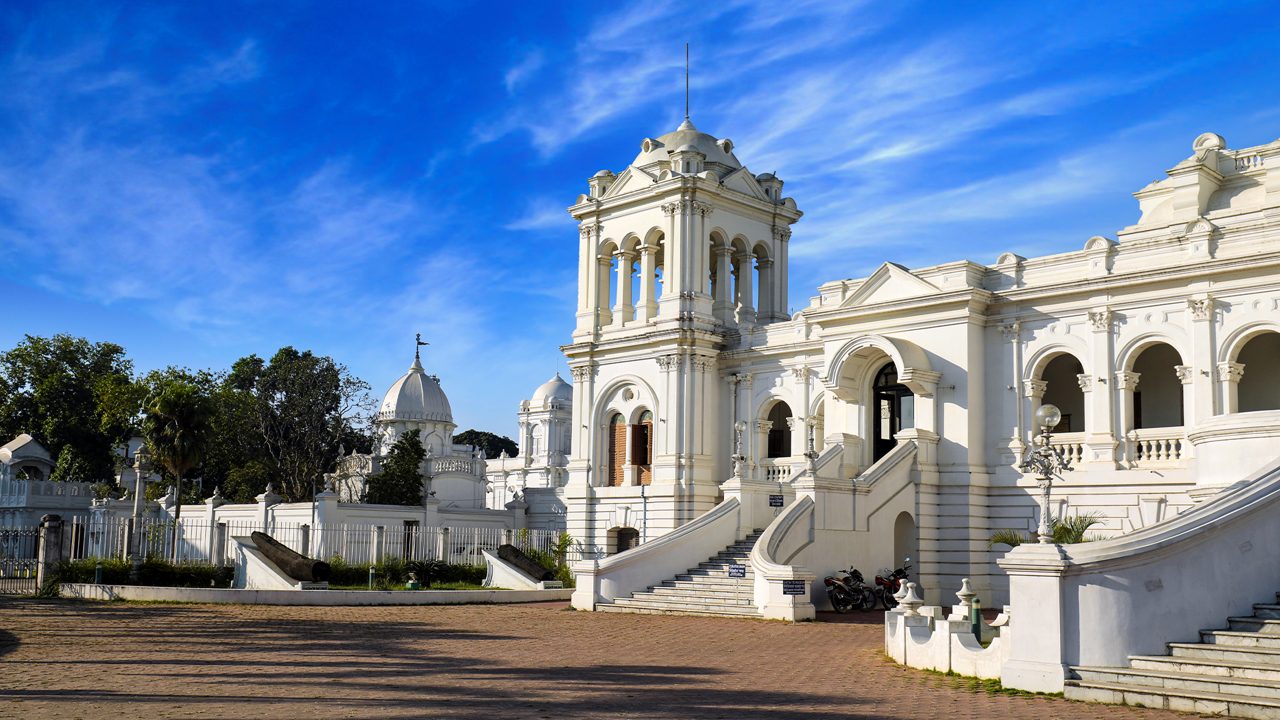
[{"xmin": 997, "ymin": 544, "xmax": 1069, "ymax": 693}]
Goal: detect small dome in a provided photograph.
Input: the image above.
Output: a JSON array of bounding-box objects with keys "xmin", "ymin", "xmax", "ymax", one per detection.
[
  {"xmin": 530, "ymin": 372, "xmax": 573, "ymax": 405},
  {"xmin": 592, "ymin": 169, "xmax": 615, "ymax": 178},
  {"xmin": 756, "ymin": 172, "xmax": 777, "ymax": 181},
  {"xmin": 631, "ymin": 117, "xmax": 741, "ymax": 170},
  {"xmin": 378, "ymin": 356, "xmax": 453, "ymax": 424}
]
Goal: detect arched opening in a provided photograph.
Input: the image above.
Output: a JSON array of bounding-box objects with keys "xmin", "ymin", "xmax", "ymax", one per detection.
[
  {"xmin": 1041, "ymin": 354, "xmax": 1085, "ymax": 433},
  {"xmin": 1131, "ymin": 343, "xmax": 1184, "ymax": 428},
  {"xmin": 892, "ymin": 512, "xmax": 917, "ymax": 570},
  {"xmin": 766, "ymin": 402, "xmax": 793, "ymax": 458},
  {"xmin": 612, "ymin": 527, "xmax": 640, "ymax": 554},
  {"xmin": 873, "ymin": 363, "xmax": 913, "ymax": 462},
  {"xmin": 606, "ymin": 412, "xmax": 625, "ymax": 487},
  {"xmin": 632, "ymin": 410, "xmax": 653, "ymax": 485},
  {"xmin": 1237, "ymin": 332, "xmax": 1280, "ymax": 412}
]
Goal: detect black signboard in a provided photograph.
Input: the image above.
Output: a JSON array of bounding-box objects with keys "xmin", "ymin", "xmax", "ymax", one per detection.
[
  {"xmin": 782, "ymin": 579, "xmax": 806, "ymax": 596},
  {"xmin": 768, "ymin": 494, "xmax": 785, "ymax": 507},
  {"xmin": 728, "ymin": 564, "xmax": 747, "ymax": 578}
]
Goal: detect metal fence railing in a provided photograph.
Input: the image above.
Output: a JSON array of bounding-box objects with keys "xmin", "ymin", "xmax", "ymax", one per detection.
[{"xmin": 0, "ymin": 527, "xmax": 40, "ymax": 594}]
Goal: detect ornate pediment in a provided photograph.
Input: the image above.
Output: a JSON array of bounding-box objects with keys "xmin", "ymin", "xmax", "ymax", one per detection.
[
  {"xmin": 839, "ymin": 263, "xmax": 940, "ymax": 307},
  {"xmin": 601, "ymin": 167, "xmax": 654, "ymax": 198},
  {"xmin": 718, "ymin": 167, "xmax": 770, "ymax": 201}
]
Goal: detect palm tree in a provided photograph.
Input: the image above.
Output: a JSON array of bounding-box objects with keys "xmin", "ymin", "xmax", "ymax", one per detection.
[
  {"xmin": 989, "ymin": 512, "xmax": 1105, "ymax": 548},
  {"xmin": 142, "ymin": 381, "xmax": 213, "ymax": 561}
]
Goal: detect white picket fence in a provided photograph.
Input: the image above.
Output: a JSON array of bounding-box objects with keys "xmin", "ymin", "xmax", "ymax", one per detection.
[{"xmin": 58, "ymin": 517, "xmax": 597, "ymax": 567}]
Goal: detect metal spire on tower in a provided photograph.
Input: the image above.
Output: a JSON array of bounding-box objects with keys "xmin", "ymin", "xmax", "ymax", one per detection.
[
  {"xmin": 684, "ymin": 42, "xmax": 690, "ymax": 119},
  {"xmin": 415, "ymin": 333, "xmax": 429, "ymax": 361}
]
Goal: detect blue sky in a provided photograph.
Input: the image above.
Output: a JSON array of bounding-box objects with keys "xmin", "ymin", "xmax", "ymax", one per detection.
[{"xmin": 2, "ymin": 1, "xmax": 1279, "ymax": 437}]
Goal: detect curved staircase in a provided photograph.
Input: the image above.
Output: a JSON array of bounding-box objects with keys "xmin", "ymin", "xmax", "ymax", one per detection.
[
  {"xmin": 1067, "ymin": 592, "xmax": 1280, "ymax": 718},
  {"xmin": 596, "ymin": 531, "xmax": 763, "ymax": 618}
]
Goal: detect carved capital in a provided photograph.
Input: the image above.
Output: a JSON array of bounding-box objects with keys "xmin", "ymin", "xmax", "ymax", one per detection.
[
  {"xmin": 785, "ymin": 416, "xmax": 805, "ymax": 431},
  {"xmin": 772, "ymin": 226, "xmax": 791, "ymax": 242},
  {"xmin": 1000, "ymin": 322, "xmax": 1021, "ymax": 342},
  {"xmin": 578, "ymin": 225, "xmax": 592, "ymax": 241},
  {"xmin": 660, "ymin": 201, "xmax": 680, "ymax": 217},
  {"xmin": 1114, "ymin": 370, "xmax": 1140, "ymax": 391},
  {"xmin": 790, "ymin": 366, "xmax": 811, "ymax": 382},
  {"xmin": 656, "ymin": 355, "xmax": 679, "ymax": 372},
  {"xmin": 1173, "ymin": 365, "xmax": 1194, "ymax": 385},
  {"xmin": 755, "ymin": 420, "xmax": 773, "ymax": 433},
  {"xmin": 569, "ymin": 365, "xmax": 594, "ymax": 383},
  {"xmin": 691, "ymin": 200, "xmax": 713, "ymax": 217},
  {"xmin": 1216, "ymin": 361, "xmax": 1244, "ymax": 384},
  {"xmin": 690, "ymin": 356, "xmax": 713, "ymax": 372},
  {"xmin": 1087, "ymin": 309, "xmax": 1113, "ymax": 333},
  {"xmin": 1187, "ymin": 295, "xmax": 1215, "ymax": 322},
  {"xmin": 1076, "ymin": 373, "xmax": 1094, "ymax": 392},
  {"xmin": 1024, "ymin": 379, "xmax": 1047, "ymax": 399}
]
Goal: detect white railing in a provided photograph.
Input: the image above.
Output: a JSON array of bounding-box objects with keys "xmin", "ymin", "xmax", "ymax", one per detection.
[
  {"xmin": 1126, "ymin": 427, "xmax": 1186, "ymax": 467},
  {"xmin": 1048, "ymin": 432, "xmax": 1086, "ymax": 466},
  {"xmin": 759, "ymin": 459, "xmax": 794, "ymax": 483},
  {"xmin": 50, "ymin": 518, "xmax": 566, "ymax": 568}
]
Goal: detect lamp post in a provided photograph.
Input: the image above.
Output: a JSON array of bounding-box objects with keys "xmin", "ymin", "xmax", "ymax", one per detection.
[
  {"xmin": 804, "ymin": 417, "xmax": 819, "ymax": 478},
  {"xmin": 1020, "ymin": 403, "xmax": 1073, "ymax": 544},
  {"xmin": 732, "ymin": 421, "xmax": 747, "ymax": 481},
  {"xmin": 130, "ymin": 445, "xmax": 151, "ymax": 571}
]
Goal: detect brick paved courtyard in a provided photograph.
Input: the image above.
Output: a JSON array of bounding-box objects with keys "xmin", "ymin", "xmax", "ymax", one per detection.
[{"xmin": 0, "ymin": 598, "xmax": 1191, "ymax": 719}]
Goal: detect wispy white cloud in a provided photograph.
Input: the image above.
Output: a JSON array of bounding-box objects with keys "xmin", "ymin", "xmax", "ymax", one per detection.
[
  {"xmin": 504, "ymin": 198, "xmax": 572, "ymax": 231},
  {"xmin": 504, "ymin": 49, "xmax": 545, "ymax": 94}
]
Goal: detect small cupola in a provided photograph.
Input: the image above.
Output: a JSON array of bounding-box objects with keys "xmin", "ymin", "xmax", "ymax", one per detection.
[
  {"xmin": 670, "ymin": 143, "xmax": 705, "ymax": 175},
  {"xmin": 756, "ymin": 172, "xmax": 783, "ymax": 202},
  {"xmin": 588, "ymin": 169, "xmax": 615, "ymax": 198}
]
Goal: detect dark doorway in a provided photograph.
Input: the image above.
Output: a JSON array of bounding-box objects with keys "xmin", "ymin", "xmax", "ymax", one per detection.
[
  {"xmin": 873, "ymin": 363, "xmax": 913, "ymax": 462},
  {"xmin": 615, "ymin": 528, "xmax": 640, "ymax": 554}
]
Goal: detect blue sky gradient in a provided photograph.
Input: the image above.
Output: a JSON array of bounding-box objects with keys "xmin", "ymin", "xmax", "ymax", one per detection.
[{"xmin": 2, "ymin": 1, "xmax": 1279, "ymax": 436}]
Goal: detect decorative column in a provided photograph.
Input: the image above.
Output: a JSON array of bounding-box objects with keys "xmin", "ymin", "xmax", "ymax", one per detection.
[
  {"xmin": 204, "ymin": 487, "xmax": 226, "ymax": 565},
  {"xmin": 638, "ymin": 243, "xmax": 658, "ymax": 322},
  {"xmin": 1114, "ymin": 370, "xmax": 1140, "ymax": 466},
  {"xmin": 595, "ymin": 253, "xmax": 613, "ymax": 328},
  {"xmin": 772, "ymin": 226, "xmax": 791, "ymax": 322},
  {"xmin": 1216, "ymin": 361, "xmax": 1244, "ymax": 414},
  {"xmin": 734, "ymin": 251, "xmax": 756, "ymax": 325},
  {"xmin": 575, "ymin": 225, "xmax": 597, "ymax": 336},
  {"xmin": 713, "ymin": 245, "xmax": 733, "ymax": 323},
  {"xmin": 756, "ymin": 257, "xmax": 774, "ymax": 322},
  {"xmin": 1187, "ymin": 295, "xmax": 1216, "ymax": 422},
  {"xmin": 1023, "ymin": 379, "xmax": 1047, "ymax": 448},
  {"xmin": 691, "ymin": 201, "xmax": 714, "ymax": 318},
  {"xmin": 658, "ymin": 202, "xmax": 681, "ymax": 320},
  {"xmin": 613, "ymin": 249, "xmax": 635, "ymax": 326},
  {"xmin": 1084, "ymin": 309, "xmax": 1117, "ymax": 466},
  {"xmin": 754, "ymin": 420, "xmax": 772, "ymax": 481}
]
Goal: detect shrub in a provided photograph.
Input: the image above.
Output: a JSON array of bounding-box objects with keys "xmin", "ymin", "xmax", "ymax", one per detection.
[{"xmin": 54, "ymin": 558, "xmax": 234, "ymax": 588}]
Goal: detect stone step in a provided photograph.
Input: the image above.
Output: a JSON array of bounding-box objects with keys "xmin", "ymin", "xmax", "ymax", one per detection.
[
  {"xmin": 1169, "ymin": 642, "xmax": 1280, "ymax": 665},
  {"xmin": 1065, "ymin": 679, "xmax": 1280, "ymax": 720},
  {"xmin": 650, "ymin": 585, "xmax": 753, "ymax": 599},
  {"xmin": 1228, "ymin": 617, "xmax": 1280, "ymax": 634},
  {"xmin": 1254, "ymin": 604, "xmax": 1280, "ymax": 620},
  {"xmin": 629, "ymin": 593, "xmax": 755, "ymax": 608},
  {"xmin": 698, "ymin": 559, "xmax": 751, "ymax": 569},
  {"xmin": 1074, "ymin": 666, "xmax": 1280, "ymax": 701},
  {"xmin": 672, "ymin": 574, "xmax": 754, "ymax": 587},
  {"xmin": 1202, "ymin": 630, "xmax": 1280, "ymax": 649},
  {"xmin": 601, "ymin": 599, "xmax": 760, "ymax": 618},
  {"xmin": 1130, "ymin": 655, "xmax": 1280, "ymax": 683},
  {"xmin": 681, "ymin": 569, "xmax": 756, "ymax": 579}
]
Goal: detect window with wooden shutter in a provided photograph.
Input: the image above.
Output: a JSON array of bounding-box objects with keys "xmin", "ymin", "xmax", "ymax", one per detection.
[
  {"xmin": 634, "ymin": 410, "xmax": 653, "ymax": 485},
  {"xmin": 608, "ymin": 413, "xmax": 626, "ymax": 486}
]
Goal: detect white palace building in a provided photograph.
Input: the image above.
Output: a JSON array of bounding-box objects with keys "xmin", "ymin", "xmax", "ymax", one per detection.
[{"xmin": 536, "ymin": 118, "xmax": 1280, "ymax": 624}]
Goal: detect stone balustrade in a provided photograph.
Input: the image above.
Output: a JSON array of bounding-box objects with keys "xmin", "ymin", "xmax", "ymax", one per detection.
[
  {"xmin": 1125, "ymin": 427, "xmax": 1185, "ymax": 467},
  {"xmin": 884, "ymin": 579, "xmax": 1011, "ymax": 680}
]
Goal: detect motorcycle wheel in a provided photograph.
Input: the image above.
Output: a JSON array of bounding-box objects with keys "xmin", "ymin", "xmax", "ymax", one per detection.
[
  {"xmin": 830, "ymin": 588, "xmax": 854, "ymax": 613},
  {"xmin": 857, "ymin": 589, "xmax": 877, "ymax": 611},
  {"xmin": 881, "ymin": 588, "xmax": 899, "ymax": 609}
]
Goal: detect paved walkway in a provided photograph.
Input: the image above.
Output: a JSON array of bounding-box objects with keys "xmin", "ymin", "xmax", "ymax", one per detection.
[{"xmin": 0, "ymin": 598, "xmax": 1191, "ymax": 719}]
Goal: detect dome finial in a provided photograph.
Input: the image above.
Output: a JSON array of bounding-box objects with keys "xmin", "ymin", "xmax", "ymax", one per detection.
[
  {"xmin": 684, "ymin": 42, "xmax": 690, "ymax": 120},
  {"xmin": 415, "ymin": 333, "xmax": 429, "ymax": 361}
]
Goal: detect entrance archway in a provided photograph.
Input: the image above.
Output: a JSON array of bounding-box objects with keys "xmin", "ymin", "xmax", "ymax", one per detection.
[{"xmin": 873, "ymin": 364, "xmax": 913, "ymax": 462}]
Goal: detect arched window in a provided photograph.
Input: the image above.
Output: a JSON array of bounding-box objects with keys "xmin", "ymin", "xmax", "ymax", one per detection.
[
  {"xmin": 1131, "ymin": 344, "xmax": 1184, "ymax": 428},
  {"xmin": 633, "ymin": 410, "xmax": 653, "ymax": 485},
  {"xmin": 1041, "ymin": 355, "xmax": 1085, "ymax": 432},
  {"xmin": 766, "ymin": 402, "xmax": 793, "ymax": 458},
  {"xmin": 1237, "ymin": 332, "xmax": 1280, "ymax": 412},
  {"xmin": 607, "ymin": 413, "xmax": 625, "ymax": 486},
  {"xmin": 873, "ymin": 363, "xmax": 913, "ymax": 462}
]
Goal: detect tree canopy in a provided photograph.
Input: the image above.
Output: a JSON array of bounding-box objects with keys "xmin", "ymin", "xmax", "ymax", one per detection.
[
  {"xmin": 454, "ymin": 429, "xmax": 518, "ymax": 459},
  {"xmin": 365, "ymin": 429, "xmax": 425, "ymax": 506}
]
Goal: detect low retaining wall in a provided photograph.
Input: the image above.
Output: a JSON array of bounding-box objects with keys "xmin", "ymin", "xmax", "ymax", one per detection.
[{"xmin": 60, "ymin": 583, "xmax": 571, "ymax": 605}]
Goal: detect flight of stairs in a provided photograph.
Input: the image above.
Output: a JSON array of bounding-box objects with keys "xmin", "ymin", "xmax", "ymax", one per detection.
[
  {"xmin": 597, "ymin": 531, "xmax": 764, "ymax": 618},
  {"xmin": 1066, "ymin": 592, "xmax": 1280, "ymax": 718}
]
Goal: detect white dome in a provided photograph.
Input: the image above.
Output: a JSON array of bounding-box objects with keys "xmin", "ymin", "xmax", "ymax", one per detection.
[
  {"xmin": 530, "ymin": 372, "xmax": 573, "ymax": 405},
  {"xmin": 632, "ymin": 118, "xmax": 741, "ymax": 170},
  {"xmin": 378, "ymin": 356, "xmax": 453, "ymax": 424}
]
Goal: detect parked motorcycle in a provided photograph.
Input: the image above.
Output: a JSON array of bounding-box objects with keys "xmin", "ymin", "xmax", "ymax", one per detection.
[
  {"xmin": 874, "ymin": 557, "xmax": 912, "ymax": 609},
  {"xmin": 823, "ymin": 567, "xmax": 877, "ymax": 612}
]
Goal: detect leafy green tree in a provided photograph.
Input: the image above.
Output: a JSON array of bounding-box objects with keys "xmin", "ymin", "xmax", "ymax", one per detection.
[
  {"xmin": 366, "ymin": 429, "xmax": 426, "ymax": 506},
  {"xmin": 49, "ymin": 445, "xmax": 95, "ymax": 483},
  {"xmin": 0, "ymin": 334, "xmax": 135, "ymax": 481},
  {"xmin": 454, "ymin": 429, "xmax": 518, "ymax": 459},
  {"xmin": 142, "ymin": 379, "xmax": 213, "ymax": 559},
  {"xmin": 233, "ymin": 347, "xmax": 374, "ymax": 502}
]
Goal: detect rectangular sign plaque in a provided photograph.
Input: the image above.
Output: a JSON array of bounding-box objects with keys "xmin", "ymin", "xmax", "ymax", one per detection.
[
  {"xmin": 781, "ymin": 579, "xmax": 806, "ymax": 596},
  {"xmin": 728, "ymin": 564, "xmax": 747, "ymax": 578},
  {"xmin": 768, "ymin": 494, "xmax": 785, "ymax": 507}
]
